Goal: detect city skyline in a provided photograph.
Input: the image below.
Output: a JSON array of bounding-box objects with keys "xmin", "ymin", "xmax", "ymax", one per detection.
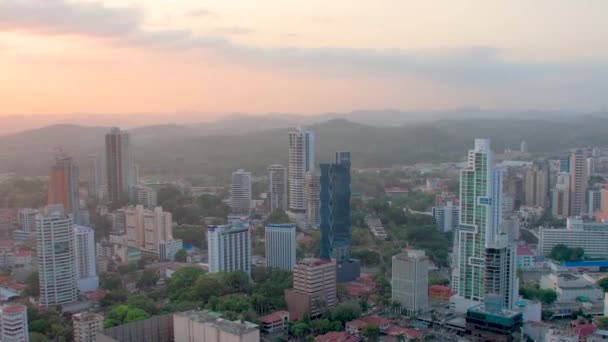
[{"xmin": 2, "ymin": 1, "xmax": 608, "ymax": 117}]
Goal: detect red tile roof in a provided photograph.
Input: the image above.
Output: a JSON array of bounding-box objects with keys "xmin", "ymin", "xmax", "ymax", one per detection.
[
  {"xmin": 346, "ymin": 320, "xmax": 368, "ymax": 329},
  {"xmin": 316, "ymin": 332, "xmax": 358, "ymax": 342},
  {"xmin": 258, "ymin": 311, "xmax": 289, "ymax": 324},
  {"xmin": 516, "ymin": 246, "xmax": 535, "ymax": 256},
  {"xmin": 384, "ymin": 327, "xmax": 423, "ymax": 339},
  {"xmin": 361, "ymin": 316, "xmax": 391, "ymax": 326}
]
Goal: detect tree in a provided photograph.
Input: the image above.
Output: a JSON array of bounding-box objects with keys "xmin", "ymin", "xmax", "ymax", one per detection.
[
  {"xmin": 596, "ymin": 316, "xmax": 608, "ymax": 329},
  {"xmin": 312, "ymin": 318, "xmax": 332, "ymax": 334},
  {"xmin": 539, "ymin": 289, "xmax": 558, "ymax": 305},
  {"xmin": 100, "ymin": 272, "xmax": 122, "ymax": 291},
  {"xmin": 362, "ymin": 324, "xmax": 381, "ymax": 342},
  {"xmin": 266, "ymin": 210, "xmax": 290, "ymax": 224},
  {"xmin": 193, "ymin": 274, "xmax": 222, "ymax": 302},
  {"xmin": 137, "ymin": 269, "xmax": 159, "ymax": 289},
  {"xmin": 549, "ymin": 244, "xmax": 585, "ymax": 261},
  {"xmin": 100, "ymin": 290, "xmax": 128, "ymax": 308},
  {"xmin": 127, "ymin": 295, "xmax": 157, "ymax": 315},
  {"xmin": 24, "ymin": 272, "xmax": 39, "ymax": 297},
  {"xmin": 105, "ymin": 305, "xmax": 150, "ymax": 328},
  {"xmin": 174, "ymin": 249, "xmax": 188, "ymax": 262},
  {"xmin": 167, "ymin": 267, "xmax": 205, "ymax": 301},
  {"xmin": 330, "ymin": 303, "xmax": 361, "ymax": 323},
  {"xmin": 293, "ymin": 321, "xmax": 310, "ymax": 337},
  {"xmin": 598, "ymin": 277, "xmax": 608, "ymax": 292},
  {"xmin": 29, "ymin": 332, "xmax": 49, "ymax": 342},
  {"xmin": 173, "ymin": 225, "xmax": 206, "ymax": 249},
  {"xmin": 359, "ymin": 299, "xmax": 369, "ymax": 313}
]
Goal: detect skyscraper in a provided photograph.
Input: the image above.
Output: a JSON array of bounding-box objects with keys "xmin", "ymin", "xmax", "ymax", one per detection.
[
  {"xmin": 304, "ymin": 172, "xmax": 320, "ymax": 228},
  {"xmin": 48, "ymin": 154, "xmax": 81, "ymax": 224},
  {"xmin": 392, "ymin": 250, "xmax": 429, "ymax": 315},
  {"xmin": 265, "ymin": 224, "xmax": 296, "ymax": 271},
  {"xmin": 320, "ymin": 152, "xmax": 352, "ymax": 262},
  {"xmin": 36, "ymin": 206, "xmax": 78, "ymax": 307},
  {"xmin": 230, "ymin": 169, "xmax": 252, "ymax": 215},
  {"xmin": 451, "ymin": 139, "xmax": 517, "ymax": 312},
  {"xmin": 208, "ymin": 222, "xmax": 251, "ymax": 275},
  {"xmin": 570, "ymin": 150, "xmax": 588, "ymax": 217},
  {"xmin": 285, "ymin": 258, "xmax": 336, "ymax": 318},
  {"xmin": 18, "ymin": 208, "xmax": 39, "ymax": 233},
  {"xmin": 288, "ymin": 128, "xmax": 315, "ymax": 213},
  {"xmin": 74, "ymin": 225, "xmax": 99, "ymax": 292},
  {"xmin": 105, "ymin": 127, "xmax": 134, "ymax": 204},
  {"xmin": 524, "ymin": 162, "xmax": 549, "ymax": 208},
  {"xmin": 268, "ymin": 164, "xmax": 287, "ymax": 212},
  {"xmin": 552, "ymin": 172, "xmax": 571, "ymax": 219},
  {"xmin": 0, "ymin": 304, "xmax": 29, "ymax": 342}
]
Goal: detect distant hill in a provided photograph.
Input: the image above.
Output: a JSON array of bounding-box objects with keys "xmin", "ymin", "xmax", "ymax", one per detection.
[{"xmin": 2, "ymin": 116, "xmax": 608, "ymax": 178}]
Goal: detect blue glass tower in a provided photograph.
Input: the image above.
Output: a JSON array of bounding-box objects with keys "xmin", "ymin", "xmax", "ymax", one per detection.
[{"xmin": 320, "ymin": 151, "xmax": 352, "ymax": 262}]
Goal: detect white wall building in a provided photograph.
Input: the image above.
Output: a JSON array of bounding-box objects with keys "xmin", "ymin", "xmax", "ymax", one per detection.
[
  {"xmin": 0, "ymin": 304, "xmax": 29, "ymax": 342},
  {"xmin": 265, "ymin": 224, "xmax": 296, "ymax": 271},
  {"xmin": 159, "ymin": 239, "xmax": 183, "ymax": 261},
  {"xmin": 131, "ymin": 185, "xmax": 157, "ymax": 208},
  {"xmin": 124, "ymin": 205, "xmax": 173, "ymax": 255},
  {"xmin": 540, "ymin": 273, "xmax": 603, "ymax": 303},
  {"xmin": 288, "ymin": 128, "xmax": 315, "ymax": 213},
  {"xmin": 230, "ymin": 169, "xmax": 252, "ymax": 215},
  {"xmin": 392, "ymin": 249, "xmax": 429, "ymax": 315},
  {"xmin": 73, "ymin": 312, "xmax": 104, "ymax": 342},
  {"xmin": 18, "ymin": 208, "xmax": 38, "ymax": 233},
  {"xmin": 208, "ymin": 223, "xmax": 251, "ymax": 275},
  {"xmin": 74, "ymin": 225, "xmax": 99, "ymax": 292},
  {"xmin": 36, "ymin": 207, "xmax": 78, "ymax": 307},
  {"xmin": 268, "ymin": 164, "xmax": 288, "ymax": 212},
  {"xmin": 539, "ymin": 219, "xmax": 608, "ymax": 259},
  {"xmin": 432, "ymin": 201, "xmax": 459, "ymax": 232},
  {"xmin": 173, "ymin": 311, "xmax": 259, "ymax": 342}
]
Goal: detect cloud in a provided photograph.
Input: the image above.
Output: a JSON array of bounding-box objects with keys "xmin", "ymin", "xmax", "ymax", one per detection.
[
  {"xmin": 1, "ymin": 0, "xmax": 607, "ymax": 93},
  {"xmin": 184, "ymin": 8, "xmax": 218, "ymax": 18},
  {"xmin": 213, "ymin": 26, "xmax": 254, "ymax": 35}
]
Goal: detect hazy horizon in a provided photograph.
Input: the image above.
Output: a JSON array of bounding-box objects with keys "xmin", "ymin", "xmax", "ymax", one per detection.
[{"xmin": 2, "ymin": 0, "xmax": 608, "ymax": 117}]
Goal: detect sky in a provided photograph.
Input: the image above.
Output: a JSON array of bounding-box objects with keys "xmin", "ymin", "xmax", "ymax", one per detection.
[{"xmin": 1, "ymin": 0, "xmax": 608, "ymax": 118}]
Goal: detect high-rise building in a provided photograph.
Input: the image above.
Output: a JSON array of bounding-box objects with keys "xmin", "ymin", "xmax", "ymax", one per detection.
[
  {"xmin": 130, "ymin": 185, "xmax": 158, "ymax": 208},
  {"xmin": 18, "ymin": 208, "xmax": 39, "ymax": 233},
  {"xmin": 268, "ymin": 164, "xmax": 287, "ymax": 212},
  {"xmin": 0, "ymin": 304, "xmax": 29, "ymax": 342},
  {"xmin": 320, "ymin": 151, "xmax": 352, "ymax": 262},
  {"xmin": 173, "ymin": 311, "xmax": 259, "ymax": 342},
  {"xmin": 36, "ymin": 207, "xmax": 78, "ymax": 307},
  {"xmin": 48, "ymin": 154, "xmax": 81, "ymax": 224},
  {"xmin": 74, "ymin": 225, "xmax": 99, "ymax": 292},
  {"xmin": 230, "ymin": 169, "xmax": 252, "ymax": 215},
  {"xmin": 105, "ymin": 127, "xmax": 134, "ymax": 204},
  {"xmin": 285, "ymin": 258, "xmax": 336, "ymax": 318},
  {"xmin": 265, "ymin": 224, "xmax": 296, "ymax": 271},
  {"xmin": 124, "ymin": 205, "xmax": 173, "ymax": 255},
  {"xmin": 432, "ymin": 201, "xmax": 460, "ymax": 233},
  {"xmin": 451, "ymin": 139, "xmax": 517, "ymax": 313},
  {"xmin": 288, "ymin": 128, "xmax": 315, "ymax": 213},
  {"xmin": 392, "ymin": 250, "xmax": 429, "ymax": 315},
  {"xmin": 601, "ymin": 188, "xmax": 608, "ymax": 214},
  {"xmin": 158, "ymin": 238, "xmax": 183, "ymax": 261},
  {"xmin": 570, "ymin": 150, "xmax": 588, "ymax": 217},
  {"xmin": 552, "ymin": 172, "xmax": 571, "ymax": 219},
  {"xmin": 524, "ymin": 162, "xmax": 549, "ymax": 208},
  {"xmin": 73, "ymin": 312, "xmax": 104, "ymax": 342},
  {"xmin": 304, "ymin": 172, "xmax": 320, "ymax": 228},
  {"xmin": 587, "ymin": 189, "xmax": 602, "ymax": 218},
  {"xmin": 87, "ymin": 154, "xmax": 105, "ymax": 199},
  {"xmin": 520, "ymin": 140, "xmax": 528, "ymax": 153},
  {"xmin": 208, "ymin": 222, "xmax": 251, "ymax": 275}
]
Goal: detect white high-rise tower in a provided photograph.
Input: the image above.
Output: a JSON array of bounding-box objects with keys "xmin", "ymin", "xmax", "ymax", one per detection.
[
  {"xmin": 451, "ymin": 139, "xmax": 517, "ymax": 313},
  {"xmin": 288, "ymin": 128, "xmax": 315, "ymax": 213},
  {"xmin": 230, "ymin": 169, "xmax": 252, "ymax": 215},
  {"xmin": 268, "ymin": 164, "xmax": 287, "ymax": 212}
]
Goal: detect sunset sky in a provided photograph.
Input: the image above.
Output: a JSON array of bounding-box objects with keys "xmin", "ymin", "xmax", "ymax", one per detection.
[{"xmin": 1, "ymin": 0, "xmax": 608, "ymax": 117}]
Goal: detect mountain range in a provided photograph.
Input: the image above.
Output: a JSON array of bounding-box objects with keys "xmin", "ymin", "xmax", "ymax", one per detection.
[{"xmin": 1, "ymin": 114, "xmax": 608, "ymax": 179}]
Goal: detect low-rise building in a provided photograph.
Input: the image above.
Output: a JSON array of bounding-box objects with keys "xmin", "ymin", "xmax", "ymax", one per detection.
[
  {"xmin": 465, "ymin": 297, "xmax": 523, "ymax": 342},
  {"xmin": 173, "ymin": 310, "xmax": 259, "ymax": 342},
  {"xmin": 539, "ymin": 218, "xmax": 608, "ymax": 259},
  {"xmin": 73, "ymin": 312, "xmax": 104, "ymax": 342},
  {"xmin": 257, "ymin": 310, "xmax": 289, "ymax": 333},
  {"xmin": 540, "ymin": 273, "xmax": 604, "ymax": 303}
]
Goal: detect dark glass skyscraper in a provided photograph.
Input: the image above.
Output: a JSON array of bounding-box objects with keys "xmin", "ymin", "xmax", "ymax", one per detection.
[{"xmin": 320, "ymin": 151, "xmax": 351, "ymax": 262}]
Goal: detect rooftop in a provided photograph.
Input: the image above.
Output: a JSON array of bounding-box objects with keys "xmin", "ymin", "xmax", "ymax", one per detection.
[
  {"xmin": 175, "ymin": 310, "xmax": 258, "ymax": 336},
  {"xmin": 516, "ymin": 246, "xmax": 535, "ymax": 256}
]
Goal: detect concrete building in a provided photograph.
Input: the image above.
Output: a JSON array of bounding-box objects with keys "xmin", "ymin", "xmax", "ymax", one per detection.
[
  {"xmin": 268, "ymin": 164, "xmax": 288, "ymax": 212},
  {"xmin": 520, "ymin": 140, "xmax": 528, "ymax": 153},
  {"xmin": 552, "ymin": 172, "xmax": 571, "ymax": 219},
  {"xmin": 451, "ymin": 139, "xmax": 517, "ymax": 312},
  {"xmin": 265, "ymin": 224, "xmax": 296, "ymax": 271},
  {"xmin": 524, "ymin": 162, "xmax": 549, "ymax": 208},
  {"xmin": 304, "ymin": 172, "xmax": 320, "ymax": 228},
  {"xmin": 74, "ymin": 225, "xmax": 99, "ymax": 292},
  {"xmin": 208, "ymin": 222, "xmax": 251, "ymax": 275},
  {"xmin": 230, "ymin": 169, "xmax": 252, "ymax": 216},
  {"xmin": 73, "ymin": 312, "xmax": 104, "ymax": 342},
  {"xmin": 36, "ymin": 206, "xmax": 78, "ymax": 307},
  {"xmin": 391, "ymin": 250, "xmax": 429, "ymax": 315},
  {"xmin": 158, "ymin": 238, "xmax": 183, "ymax": 261},
  {"xmin": 97, "ymin": 313, "xmax": 173, "ymax": 342},
  {"xmin": 105, "ymin": 127, "xmax": 135, "ymax": 204},
  {"xmin": 173, "ymin": 310, "xmax": 259, "ymax": 342},
  {"xmin": 257, "ymin": 311, "xmax": 289, "ymax": 334},
  {"xmin": 539, "ymin": 218, "xmax": 608, "ymax": 259},
  {"xmin": 288, "ymin": 127, "xmax": 315, "ymax": 213},
  {"xmin": 87, "ymin": 154, "xmax": 105, "ymax": 200},
  {"xmin": 18, "ymin": 208, "xmax": 38, "ymax": 233},
  {"xmin": 130, "ymin": 185, "xmax": 157, "ymax": 208},
  {"xmin": 47, "ymin": 154, "xmax": 81, "ymax": 224},
  {"xmin": 432, "ymin": 200, "xmax": 459, "ymax": 233},
  {"xmin": 465, "ymin": 297, "xmax": 523, "ymax": 342},
  {"xmin": 124, "ymin": 205, "xmax": 173, "ymax": 255},
  {"xmin": 588, "ymin": 189, "xmax": 603, "ymax": 218},
  {"xmin": 285, "ymin": 258, "xmax": 336, "ymax": 318},
  {"xmin": 570, "ymin": 150, "xmax": 589, "ymax": 217},
  {"xmin": 540, "ymin": 273, "xmax": 603, "ymax": 303},
  {"xmin": 0, "ymin": 304, "xmax": 29, "ymax": 342}
]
